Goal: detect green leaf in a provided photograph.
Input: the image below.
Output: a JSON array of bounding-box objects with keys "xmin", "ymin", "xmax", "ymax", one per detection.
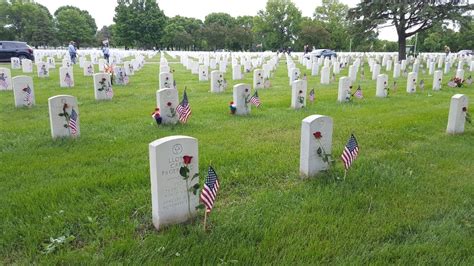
[
  {"xmin": 58, "ymin": 113, "xmax": 65, "ymax": 116},
  {"xmin": 195, "ymin": 204, "xmax": 205, "ymax": 210},
  {"xmin": 191, "ymin": 173, "xmax": 199, "ymax": 180},
  {"xmin": 179, "ymin": 166, "xmax": 189, "ymax": 178}
]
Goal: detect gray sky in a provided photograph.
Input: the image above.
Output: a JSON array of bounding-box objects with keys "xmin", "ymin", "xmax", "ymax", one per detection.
[{"xmin": 35, "ymin": 0, "xmax": 397, "ymax": 41}]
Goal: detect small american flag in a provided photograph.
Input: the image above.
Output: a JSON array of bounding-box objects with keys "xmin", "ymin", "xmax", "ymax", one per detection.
[
  {"xmin": 200, "ymin": 166, "xmax": 220, "ymax": 213},
  {"xmin": 354, "ymin": 85, "xmax": 363, "ymax": 99},
  {"xmin": 419, "ymin": 79, "xmax": 425, "ymax": 91},
  {"xmin": 69, "ymin": 108, "xmax": 78, "ymax": 136},
  {"xmin": 250, "ymin": 90, "xmax": 261, "ymax": 107},
  {"xmin": 173, "ymin": 79, "xmax": 177, "ymax": 89},
  {"xmin": 106, "ymin": 86, "xmax": 114, "ymax": 98},
  {"xmin": 24, "ymin": 85, "xmax": 32, "ymax": 105},
  {"xmin": 309, "ymin": 88, "xmax": 315, "ymax": 102},
  {"xmin": 341, "ymin": 134, "xmax": 359, "ymax": 170},
  {"xmin": 176, "ymin": 88, "xmax": 192, "ymax": 123}
]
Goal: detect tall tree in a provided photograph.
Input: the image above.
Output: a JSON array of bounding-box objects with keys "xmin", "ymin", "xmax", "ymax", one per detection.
[
  {"xmin": 55, "ymin": 6, "xmax": 97, "ymax": 47},
  {"xmin": 348, "ymin": 0, "xmax": 473, "ymax": 59},
  {"xmin": 113, "ymin": 0, "xmax": 166, "ymax": 49},
  {"xmin": 254, "ymin": 0, "xmax": 302, "ymax": 50},
  {"xmin": 296, "ymin": 18, "xmax": 331, "ymax": 50},
  {"xmin": 313, "ymin": 0, "xmax": 349, "ymax": 50},
  {"xmin": 96, "ymin": 25, "xmax": 114, "ymax": 46}
]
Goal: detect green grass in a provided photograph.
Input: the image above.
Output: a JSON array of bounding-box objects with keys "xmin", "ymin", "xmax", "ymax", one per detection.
[{"xmin": 0, "ymin": 53, "xmax": 473, "ymax": 264}]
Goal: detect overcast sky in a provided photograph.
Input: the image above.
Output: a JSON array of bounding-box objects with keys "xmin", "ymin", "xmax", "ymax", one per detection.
[{"xmin": 35, "ymin": 0, "xmax": 397, "ymax": 41}]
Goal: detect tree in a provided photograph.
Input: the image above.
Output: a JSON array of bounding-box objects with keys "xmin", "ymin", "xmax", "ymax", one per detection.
[
  {"xmin": 296, "ymin": 18, "xmax": 331, "ymax": 50},
  {"xmin": 1, "ymin": 1, "xmax": 55, "ymax": 47},
  {"xmin": 348, "ymin": 0, "xmax": 473, "ymax": 59},
  {"xmin": 254, "ymin": 0, "xmax": 302, "ymax": 50},
  {"xmin": 96, "ymin": 25, "xmax": 114, "ymax": 46},
  {"xmin": 55, "ymin": 6, "xmax": 97, "ymax": 47},
  {"xmin": 314, "ymin": 0, "xmax": 349, "ymax": 50},
  {"xmin": 113, "ymin": 0, "xmax": 166, "ymax": 49}
]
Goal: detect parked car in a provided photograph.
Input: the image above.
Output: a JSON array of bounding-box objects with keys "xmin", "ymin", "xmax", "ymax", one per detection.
[
  {"xmin": 457, "ymin": 50, "xmax": 473, "ymax": 56},
  {"xmin": 0, "ymin": 41, "xmax": 35, "ymax": 62},
  {"xmin": 307, "ymin": 49, "xmax": 337, "ymax": 59}
]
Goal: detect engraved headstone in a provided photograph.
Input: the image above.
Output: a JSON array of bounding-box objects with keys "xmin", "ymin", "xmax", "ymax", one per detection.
[
  {"xmin": 291, "ymin": 80, "xmax": 307, "ymax": 109},
  {"xmin": 447, "ymin": 94, "xmax": 468, "ymax": 134},
  {"xmin": 156, "ymin": 88, "xmax": 179, "ymax": 125},
  {"xmin": 376, "ymin": 74, "xmax": 388, "ymax": 98},
  {"xmin": 320, "ymin": 66, "xmax": 330, "ymax": 84},
  {"xmin": 114, "ymin": 66, "xmax": 129, "ymax": 85},
  {"xmin": 233, "ymin": 83, "xmax": 251, "ymax": 115},
  {"xmin": 48, "ymin": 95, "xmax": 80, "ymax": 138},
  {"xmin": 253, "ymin": 69, "xmax": 264, "ymax": 89},
  {"xmin": 159, "ymin": 72, "xmax": 174, "ymax": 89},
  {"xmin": 406, "ymin": 72, "xmax": 417, "ymax": 93},
  {"xmin": 0, "ymin": 67, "xmax": 12, "ymax": 91},
  {"xmin": 211, "ymin": 71, "xmax": 225, "ymax": 93},
  {"xmin": 83, "ymin": 61, "xmax": 94, "ymax": 76},
  {"xmin": 232, "ymin": 64, "xmax": 242, "ymax": 80},
  {"xmin": 149, "ymin": 135, "xmax": 199, "ymax": 230},
  {"xmin": 289, "ymin": 68, "xmax": 301, "ymax": 86},
  {"xmin": 93, "ymin": 73, "xmax": 114, "ymax": 100},
  {"xmin": 456, "ymin": 69, "xmax": 464, "ymax": 81},
  {"xmin": 299, "ymin": 115, "xmax": 333, "ymax": 178},
  {"xmin": 337, "ymin": 77, "xmax": 351, "ymax": 102},
  {"xmin": 12, "ymin": 76, "xmax": 35, "ymax": 107},
  {"xmin": 60, "ymin": 67, "xmax": 74, "ymax": 87},
  {"xmin": 36, "ymin": 62, "xmax": 49, "ymax": 78},
  {"xmin": 433, "ymin": 70, "xmax": 442, "ymax": 91},
  {"xmin": 199, "ymin": 65, "xmax": 208, "ymax": 81},
  {"xmin": 22, "ymin": 59, "xmax": 33, "ymax": 73},
  {"xmin": 312, "ymin": 61, "xmax": 319, "ymax": 76},
  {"xmin": 11, "ymin": 57, "xmax": 21, "ymax": 69},
  {"xmin": 393, "ymin": 62, "xmax": 401, "ymax": 78},
  {"xmin": 371, "ymin": 64, "xmax": 380, "ymax": 80}
]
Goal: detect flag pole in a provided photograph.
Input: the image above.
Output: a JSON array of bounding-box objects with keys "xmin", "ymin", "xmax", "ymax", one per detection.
[
  {"xmin": 343, "ymin": 169, "xmax": 347, "ymax": 180},
  {"xmin": 203, "ymin": 211, "xmax": 208, "ymax": 231}
]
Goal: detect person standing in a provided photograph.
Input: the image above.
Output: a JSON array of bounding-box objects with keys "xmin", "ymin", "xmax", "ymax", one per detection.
[
  {"xmin": 68, "ymin": 41, "xmax": 77, "ymax": 64},
  {"xmin": 102, "ymin": 43, "xmax": 110, "ymax": 63}
]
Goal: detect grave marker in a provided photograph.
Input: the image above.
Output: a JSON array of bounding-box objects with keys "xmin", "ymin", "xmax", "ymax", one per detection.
[
  {"xmin": 48, "ymin": 95, "xmax": 80, "ymax": 138},
  {"xmin": 156, "ymin": 88, "xmax": 179, "ymax": 125},
  {"xmin": 12, "ymin": 76, "xmax": 35, "ymax": 107},
  {"xmin": 447, "ymin": 94, "xmax": 468, "ymax": 134},
  {"xmin": 232, "ymin": 83, "xmax": 251, "ymax": 115}
]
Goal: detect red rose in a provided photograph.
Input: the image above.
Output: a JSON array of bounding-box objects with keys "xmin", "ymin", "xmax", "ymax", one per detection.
[
  {"xmin": 245, "ymin": 88, "xmax": 249, "ymax": 92},
  {"xmin": 463, "ymin": 107, "xmax": 467, "ymax": 112},
  {"xmin": 167, "ymin": 102, "xmax": 172, "ymax": 107},
  {"xmin": 313, "ymin": 131, "xmax": 322, "ymax": 139},
  {"xmin": 183, "ymin": 155, "xmax": 193, "ymax": 165},
  {"xmin": 299, "ymin": 90, "xmax": 303, "ymax": 94},
  {"xmin": 413, "ymin": 79, "xmax": 416, "ymax": 82}
]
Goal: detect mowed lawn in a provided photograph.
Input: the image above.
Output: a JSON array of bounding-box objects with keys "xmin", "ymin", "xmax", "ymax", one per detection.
[{"xmin": 0, "ymin": 53, "xmax": 473, "ymax": 264}]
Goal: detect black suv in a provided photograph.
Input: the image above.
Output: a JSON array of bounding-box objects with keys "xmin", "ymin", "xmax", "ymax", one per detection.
[{"xmin": 0, "ymin": 41, "xmax": 35, "ymax": 62}]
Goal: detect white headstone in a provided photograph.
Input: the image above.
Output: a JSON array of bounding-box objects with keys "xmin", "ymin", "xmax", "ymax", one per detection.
[
  {"xmin": 299, "ymin": 115, "xmax": 333, "ymax": 178},
  {"xmin": 289, "ymin": 68, "xmax": 301, "ymax": 86},
  {"xmin": 444, "ymin": 61, "xmax": 451, "ymax": 74},
  {"xmin": 433, "ymin": 70, "xmax": 442, "ymax": 91},
  {"xmin": 199, "ymin": 65, "xmax": 208, "ymax": 81},
  {"xmin": 429, "ymin": 61, "xmax": 435, "ymax": 75},
  {"xmin": 446, "ymin": 94, "xmax": 468, "ymax": 134},
  {"xmin": 455, "ymin": 69, "xmax": 464, "ymax": 80},
  {"xmin": 337, "ymin": 77, "xmax": 351, "ymax": 102},
  {"xmin": 36, "ymin": 62, "xmax": 49, "ymax": 78},
  {"xmin": 371, "ymin": 64, "xmax": 380, "ymax": 80},
  {"xmin": 83, "ymin": 62, "xmax": 94, "ymax": 76},
  {"xmin": 312, "ymin": 62, "xmax": 319, "ymax": 76},
  {"xmin": 253, "ymin": 69, "xmax": 264, "ymax": 89},
  {"xmin": 149, "ymin": 136, "xmax": 199, "ymax": 230},
  {"xmin": 0, "ymin": 68, "xmax": 12, "ymax": 91},
  {"xmin": 47, "ymin": 57, "xmax": 56, "ymax": 69},
  {"xmin": 114, "ymin": 66, "xmax": 129, "ymax": 85},
  {"xmin": 406, "ymin": 72, "xmax": 417, "ymax": 93},
  {"xmin": 124, "ymin": 61, "xmax": 135, "ymax": 76},
  {"xmin": 160, "ymin": 65, "xmax": 170, "ymax": 74},
  {"xmin": 62, "ymin": 58, "xmax": 72, "ymax": 68},
  {"xmin": 11, "ymin": 57, "xmax": 21, "ymax": 69},
  {"xmin": 291, "ymin": 80, "xmax": 307, "ymax": 109},
  {"xmin": 348, "ymin": 65, "xmax": 356, "ymax": 82},
  {"xmin": 376, "ymin": 74, "xmax": 388, "ymax": 98},
  {"xmin": 470, "ymin": 61, "xmax": 474, "ymax": 72},
  {"xmin": 320, "ymin": 66, "xmax": 330, "ymax": 84},
  {"xmin": 210, "ymin": 71, "xmax": 225, "ymax": 93},
  {"xmin": 393, "ymin": 62, "xmax": 401, "ymax": 78},
  {"xmin": 159, "ymin": 72, "xmax": 174, "ymax": 89},
  {"xmin": 232, "ymin": 65, "xmax": 242, "ymax": 80},
  {"xmin": 93, "ymin": 73, "xmax": 114, "ymax": 100},
  {"xmin": 98, "ymin": 59, "xmax": 107, "ymax": 72},
  {"xmin": 60, "ymin": 67, "xmax": 74, "ymax": 87},
  {"xmin": 22, "ymin": 59, "xmax": 33, "ymax": 73},
  {"xmin": 156, "ymin": 88, "xmax": 179, "ymax": 125},
  {"xmin": 232, "ymin": 83, "xmax": 251, "ymax": 115},
  {"xmin": 386, "ymin": 60, "xmax": 392, "ymax": 71},
  {"xmin": 48, "ymin": 95, "xmax": 80, "ymax": 138},
  {"xmin": 12, "ymin": 76, "xmax": 35, "ymax": 107}
]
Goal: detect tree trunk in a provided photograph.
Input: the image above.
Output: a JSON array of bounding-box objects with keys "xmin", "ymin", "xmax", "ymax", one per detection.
[{"xmin": 398, "ymin": 32, "xmax": 406, "ymax": 60}]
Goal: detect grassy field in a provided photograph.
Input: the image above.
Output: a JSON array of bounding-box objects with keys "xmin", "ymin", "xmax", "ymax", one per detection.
[{"xmin": 0, "ymin": 53, "xmax": 473, "ymax": 264}]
